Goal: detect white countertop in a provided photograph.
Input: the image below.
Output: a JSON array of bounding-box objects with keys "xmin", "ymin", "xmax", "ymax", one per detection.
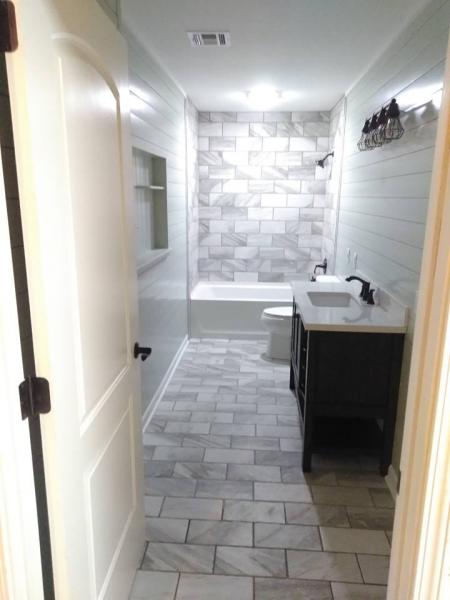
[{"xmin": 291, "ymin": 279, "xmax": 408, "ymax": 334}]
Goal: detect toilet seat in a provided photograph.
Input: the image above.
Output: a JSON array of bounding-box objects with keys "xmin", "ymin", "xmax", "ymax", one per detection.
[{"xmin": 263, "ymin": 306, "xmax": 292, "ymax": 319}]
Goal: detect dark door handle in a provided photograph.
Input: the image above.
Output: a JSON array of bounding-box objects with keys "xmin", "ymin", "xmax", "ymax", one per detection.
[{"xmin": 134, "ymin": 343, "xmax": 152, "ymax": 361}]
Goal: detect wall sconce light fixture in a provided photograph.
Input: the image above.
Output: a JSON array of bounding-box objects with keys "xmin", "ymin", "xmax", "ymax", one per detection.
[{"xmin": 357, "ymin": 98, "xmax": 404, "ymax": 151}]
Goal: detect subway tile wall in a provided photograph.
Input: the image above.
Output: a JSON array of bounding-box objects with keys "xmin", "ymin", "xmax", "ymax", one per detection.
[{"xmin": 197, "ymin": 111, "xmax": 331, "ymax": 282}]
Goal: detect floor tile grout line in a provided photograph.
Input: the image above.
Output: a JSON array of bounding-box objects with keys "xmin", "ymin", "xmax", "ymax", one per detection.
[{"xmin": 172, "ymin": 572, "xmax": 181, "ymax": 600}]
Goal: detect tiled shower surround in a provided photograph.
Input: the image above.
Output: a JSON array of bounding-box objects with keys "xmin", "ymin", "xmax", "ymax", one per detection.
[{"xmin": 197, "ymin": 111, "xmax": 331, "ymax": 282}]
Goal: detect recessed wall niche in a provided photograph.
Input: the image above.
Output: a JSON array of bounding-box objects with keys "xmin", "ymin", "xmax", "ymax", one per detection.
[{"xmin": 132, "ymin": 148, "xmax": 169, "ymax": 273}]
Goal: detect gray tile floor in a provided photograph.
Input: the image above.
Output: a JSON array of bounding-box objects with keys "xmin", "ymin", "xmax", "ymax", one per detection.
[{"xmin": 130, "ymin": 339, "xmax": 394, "ymax": 599}]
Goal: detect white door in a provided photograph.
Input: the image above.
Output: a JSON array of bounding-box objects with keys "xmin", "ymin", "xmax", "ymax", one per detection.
[{"xmin": 7, "ymin": 1, "xmax": 145, "ymax": 598}]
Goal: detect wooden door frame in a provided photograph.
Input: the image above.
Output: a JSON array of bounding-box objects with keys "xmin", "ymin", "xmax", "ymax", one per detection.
[
  {"xmin": 0, "ymin": 148, "xmax": 43, "ymax": 599},
  {"xmin": 387, "ymin": 32, "xmax": 450, "ymax": 599}
]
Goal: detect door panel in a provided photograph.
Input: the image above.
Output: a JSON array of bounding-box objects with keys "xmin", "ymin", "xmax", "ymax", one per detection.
[
  {"xmin": 58, "ymin": 45, "xmax": 130, "ymax": 416},
  {"xmin": 7, "ymin": 1, "xmax": 145, "ymax": 598}
]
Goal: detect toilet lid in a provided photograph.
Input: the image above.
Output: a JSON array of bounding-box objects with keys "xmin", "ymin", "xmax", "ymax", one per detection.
[{"xmin": 264, "ymin": 306, "xmax": 292, "ymax": 318}]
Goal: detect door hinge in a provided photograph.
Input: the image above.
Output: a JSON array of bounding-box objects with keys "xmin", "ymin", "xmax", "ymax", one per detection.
[
  {"xmin": 0, "ymin": 1, "xmax": 18, "ymax": 52},
  {"xmin": 397, "ymin": 469, "xmax": 402, "ymax": 494},
  {"xmin": 19, "ymin": 376, "xmax": 51, "ymax": 420}
]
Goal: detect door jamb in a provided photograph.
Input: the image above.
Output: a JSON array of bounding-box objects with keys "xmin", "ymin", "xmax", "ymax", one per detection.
[
  {"xmin": 388, "ymin": 32, "xmax": 450, "ymax": 599},
  {"xmin": 0, "ymin": 147, "xmax": 43, "ymax": 599}
]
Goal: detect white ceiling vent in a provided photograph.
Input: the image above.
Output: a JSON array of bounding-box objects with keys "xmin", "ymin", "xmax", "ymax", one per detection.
[{"xmin": 187, "ymin": 32, "xmax": 231, "ymax": 47}]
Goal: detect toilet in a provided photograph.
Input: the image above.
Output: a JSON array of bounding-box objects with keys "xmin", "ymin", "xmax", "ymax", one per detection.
[{"xmin": 261, "ymin": 306, "xmax": 293, "ymax": 360}]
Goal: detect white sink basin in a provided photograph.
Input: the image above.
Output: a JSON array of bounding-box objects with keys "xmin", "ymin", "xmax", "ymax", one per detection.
[{"xmin": 307, "ymin": 291, "xmax": 357, "ymax": 308}]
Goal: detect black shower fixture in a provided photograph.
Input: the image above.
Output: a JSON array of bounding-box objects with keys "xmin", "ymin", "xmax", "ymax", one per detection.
[
  {"xmin": 316, "ymin": 151, "xmax": 334, "ymax": 168},
  {"xmin": 357, "ymin": 98, "xmax": 404, "ymax": 152}
]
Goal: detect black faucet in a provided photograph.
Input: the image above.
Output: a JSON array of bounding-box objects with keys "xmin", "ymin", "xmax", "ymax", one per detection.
[
  {"xmin": 311, "ymin": 258, "xmax": 328, "ymax": 281},
  {"xmin": 345, "ymin": 275, "xmax": 375, "ymax": 304}
]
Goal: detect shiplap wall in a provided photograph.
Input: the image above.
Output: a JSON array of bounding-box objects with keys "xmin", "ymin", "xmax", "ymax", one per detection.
[
  {"xmin": 126, "ymin": 33, "xmax": 189, "ymax": 416},
  {"xmin": 335, "ymin": 0, "xmax": 450, "ymax": 472},
  {"xmin": 96, "ymin": 0, "xmax": 189, "ymax": 416}
]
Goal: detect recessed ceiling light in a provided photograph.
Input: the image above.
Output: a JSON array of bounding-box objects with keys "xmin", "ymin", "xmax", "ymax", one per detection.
[{"xmin": 245, "ymin": 86, "xmax": 283, "ymax": 110}]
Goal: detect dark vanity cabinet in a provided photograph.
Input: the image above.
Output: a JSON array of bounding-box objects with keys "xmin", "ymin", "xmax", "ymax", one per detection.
[{"xmin": 290, "ymin": 297, "xmax": 404, "ymax": 475}]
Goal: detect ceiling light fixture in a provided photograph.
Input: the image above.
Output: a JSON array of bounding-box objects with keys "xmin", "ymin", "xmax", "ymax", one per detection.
[{"xmin": 245, "ymin": 86, "xmax": 282, "ymax": 110}]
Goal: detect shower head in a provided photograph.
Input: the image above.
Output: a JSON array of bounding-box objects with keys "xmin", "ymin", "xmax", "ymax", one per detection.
[{"xmin": 316, "ymin": 151, "xmax": 334, "ymax": 168}]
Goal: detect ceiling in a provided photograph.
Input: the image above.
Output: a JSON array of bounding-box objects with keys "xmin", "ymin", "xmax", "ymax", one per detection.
[{"xmin": 121, "ymin": 0, "xmax": 431, "ymax": 111}]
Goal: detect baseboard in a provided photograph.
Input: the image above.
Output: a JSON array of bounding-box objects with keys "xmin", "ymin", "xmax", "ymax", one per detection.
[
  {"xmin": 142, "ymin": 335, "xmax": 189, "ymax": 432},
  {"xmin": 385, "ymin": 464, "xmax": 398, "ymax": 500}
]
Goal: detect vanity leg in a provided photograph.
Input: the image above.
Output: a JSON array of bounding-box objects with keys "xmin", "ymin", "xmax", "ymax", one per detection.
[
  {"xmin": 289, "ymin": 363, "xmax": 295, "ymax": 391},
  {"xmin": 302, "ymin": 409, "xmax": 314, "ymax": 472},
  {"xmin": 380, "ymin": 335, "xmax": 404, "ymax": 476}
]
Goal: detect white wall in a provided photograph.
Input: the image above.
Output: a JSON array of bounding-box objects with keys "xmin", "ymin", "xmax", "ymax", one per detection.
[
  {"xmin": 335, "ymin": 0, "xmax": 450, "ymax": 471},
  {"xmin": 126, "ymin": 34, "xmax": 188, "ymax": 415}
]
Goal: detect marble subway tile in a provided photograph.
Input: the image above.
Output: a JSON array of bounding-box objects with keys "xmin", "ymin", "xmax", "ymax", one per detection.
[
  {"xmin": 144, "ymin": 476, "xmax": 196, "ymax": 498},
  {"xmin": 231, "ymin": 435, "xmax": 280, "ymax": 451},
  {"xmin": 209, "ymin": 166, "xmax": 236, "ymax": 179},
  {"xmin": 222, "ymin": 151, "xmax": 249, "ymax": 166},
  {"xmin": 210, "ymin": 112, "xmax": 237, "ymax": 122},
  {"xmin": 276, "ymin": 122, "xmax": 304, "ymax": 136},
  {"xmin": 222, "ymin": 179, "xmax": 248, "ymax": 193},
  {"xmin": 234, "ymin": 246, "xmax": 259, "ymax": 259},
  {"xmin": 248, "ymin": 207, "xmax": 273, "ymax": 220},
  {"xmin": 185, "ymin": 516, "xmax": 245, "ymax": 547},
  {"xmin": 198, "ymin": 151, "xmax": 222, "ymax": 166},
  {"xmin": 276, "ymin": 151, "xmax": 303, "ymax": 166},
  {"xmin": 183, "ymin": 434, "xmax": 231, "ymax": 448},
  {"xmin": 235, "ymin": 165, "xmax": 262, "ymax": 179},
  {"xmin": 223, "ymin": 499, "xmax": 285, "ymax": 523},
  {"xmin": 227, "ymin": 464, "xmax": 281, "ymax": 482},
  {"xmin": 161, "ymin": 497, "xmax": 223, "ymax": 520},
  {"xmin": 357, "ymin": 554, "xmax": 390, "ymax": 585},
  {"xmin": 221, "ymin": 233, "xmax": 247, "ymax": 247},
  {"xmin": 274, "ymin": 180, "xmax": 301, "ymax": 193},
  {"xmin": 260, "ymin": 193, "xmax": 287, "ymax": 207},
  {"xmin": 249, "ymin": 151, "xmax": 276, "ymax": 166},
  {"xmin": 255, "ymin": 523, "xmax": 321, "ymax": 550},
  {"xmin": 208, "ymin": 220, "xmax": 234, "ymax": 233},
  {"xmin": 173, "ymin": 461, "xmax": 227, "ymax": 480},
  {"xmin": 248, "ymin": 180, "xmax": 274, "ymax": 192},
  {"xmin": 145, "ymin": 517, "xmax": 189, "ymax": 543},
  {"xmin": 199, "ymin": 122, "xmax": 222, "ymax": 136},
  {"xmin": 255, "ymin": 450, "xmax": 302, "ymax": 466},
  {"xmin": 255, "ymin": 482, "xmax": 312, "ymax": 502},
  {"xmin": 247, "ymin": 234, "xmax": 273, "ymax": 246},
  {"xmin": 254, "ymin": 577, "xmax": 332, "ymax": 600},
  {"xmin": 285, "ymin": 502, "xmax": 350, "ymax": 527},
  {"xmin": 223, "ymin": 122, "xmax": 249, "ymax": 136},
  {"xmin": 196, "ymin": 479, "xmax": 253, "ymax": 500},
  {"xmin": 215, "ymin": 546, "xmax": 286, "ymax": 577},
  {"xmin": 237, "ymin": 111, "xmax": 264, "ymax": 122},
  {"xmin": 320, "ymin": 527, "xmax": 390, "ymax": 555},
  {"xmin": 152, "ymin": 447, "xmax": 205, "ymax": 462},
  {"xmin": 312, "ymin": 485, "xmax": 373, "ymax": 507},
  {"xmin": 142, "ymin": 542, "xmax": 214, "ymax": 573},
  {"xmin": 347, "ymin": 507, "xmax": 395, "ymax": 530},
  {"xmin": 331, "ymin": 582, "xmax": 387, "ymax": 599},
  {"xmin": 210, "ymin": 136, "xmax": 236, "ymax": 151},
  {"xmin": 292, "ymin": 111, "xmax": 330, "ymax": 123},
  {"xmin": 235, "ymin": 220, "xmax": 260, "ymax": 233},
  {"xmin": 304, "ymin": 122, "xmax": 330, "ymax": 136},
  {"xmin": 263, "ymin": 112, "xmax": 292, "ymax": 122},
  {"xmin": 236, "ymin": 136, "xmax": 263, "ymax": 151},
  {"xmin": 262, "ymin": 136, "xmax": 289, "ymax": 151},
  {"xmin": 204, "ymin": 448, "xmax": 254, "ymax": 464},
  {"xmin": 177, "ymin": 574, "xmax": 253, "ymax": 600},
  {"xmin": 250, "ymin": 123, "xmax": 276, "ymax": 137},
  {"xmin": 144, "ymin": 495, "xmax": 163, "ymax": 517},
  {"xmin": 289, "ymin": 167, "xmax": 316, "ymax": 181},
  {"xmin": 287, "ymin": 550, "xmax": 362, "ymax": 582},
  {"xmin": 164, "ymin": 422, "xmax": 211, "ymax": 435},
  {"xmin": 130, "ymin": 571, "xmax": 179, "ymax": 600}
]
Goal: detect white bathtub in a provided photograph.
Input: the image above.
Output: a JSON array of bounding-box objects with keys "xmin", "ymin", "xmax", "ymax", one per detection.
[{"xmin": 190, "ymin": 282, "xmax": 293, "ymax": 338}]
